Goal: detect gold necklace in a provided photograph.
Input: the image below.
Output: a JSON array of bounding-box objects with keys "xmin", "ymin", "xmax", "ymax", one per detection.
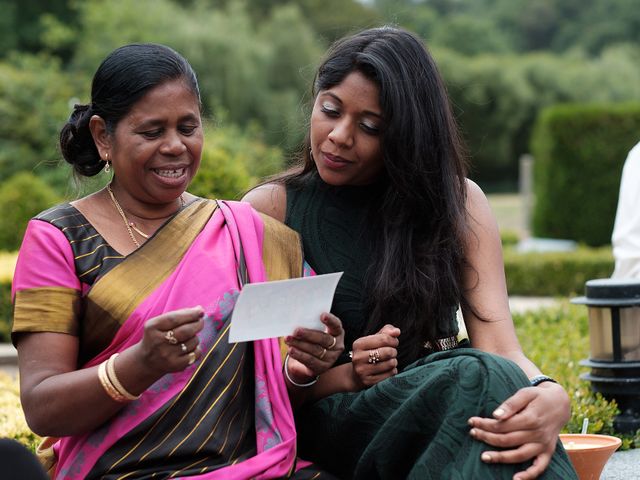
[{"xmin": 106, "ymin": 183, "xmax": 184, "ymax": 248}]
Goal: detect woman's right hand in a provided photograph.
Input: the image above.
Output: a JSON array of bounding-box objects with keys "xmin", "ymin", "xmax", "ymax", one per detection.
[
  {"xmin": 137, "ymin": 306, "xmax": 205, "ymax": 374},
  {"xmin": 351, "ymin": 324, "xmax": 401, "ymax": 388}
]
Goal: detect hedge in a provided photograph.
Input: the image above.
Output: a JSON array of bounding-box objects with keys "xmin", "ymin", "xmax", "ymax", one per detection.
[
  {"xmin": 530, "ymin": 103, "xmax": 640, "ymax": 246},
  {"xmin": 504, "ymin": 246, "xmax": 614, "ymax": 296}
]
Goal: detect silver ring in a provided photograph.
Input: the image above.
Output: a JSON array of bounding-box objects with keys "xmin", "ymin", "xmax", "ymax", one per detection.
[
  {"xmin": 180, "ymin": 343, "xmax": 187, "ymax": 353},
  {"xmin": 327, "ymin": 336, "xmax": 337, "ymax": 350},
  {"xmin": 319, "ymin": 347, "xmax": 327, "ymax": 360}
]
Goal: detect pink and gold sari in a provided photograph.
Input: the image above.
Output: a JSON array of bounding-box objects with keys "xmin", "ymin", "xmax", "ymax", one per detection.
[{"xmin": 13, "ymin": 199, "xmax": 314, "ymax": 479}]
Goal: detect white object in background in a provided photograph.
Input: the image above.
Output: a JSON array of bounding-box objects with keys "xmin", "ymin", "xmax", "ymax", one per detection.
[
  {"xmin": 612, "ymin": 141, "xmax": 640, "ymax": 279},
  {"xmin": 229, "ymin": 272, "xmax": 343, "ymax": 343}
]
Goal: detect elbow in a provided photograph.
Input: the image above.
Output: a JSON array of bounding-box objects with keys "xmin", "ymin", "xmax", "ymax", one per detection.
[{"xmin": 21, "ymin": 392, "xmax": 65, "ymax": 437}]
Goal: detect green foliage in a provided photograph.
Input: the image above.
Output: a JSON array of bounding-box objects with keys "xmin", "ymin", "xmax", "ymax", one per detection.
[
  {"xmin": 70, "ymin": 0, "xmax": 320, "ymax": 154},
  {"xmin": 504, "ymin": 247, "xmax": 614, "ymax": 296},
  {"xmin": 435, "ymin": 48, "xmax": 640, "ymax": 184},
  {"xmin": 500, "ymin": 229, "xmax": 520, "ymax": 248},
  {"xmin": 188, "ymin": 123, "xmax": 284, "ymax": 200},
  {"xmin": 0, "ymin": 172, "xmax": 62, "ymax": 251},
  {"xmin": 0, "ymin": 53, "xmax": 81, "ymax": 191},
  {"xmin": 531, "ymin": 103, "xmax": 640, "ymax": 246},
  {"xmin": 513, "ymin": 303, "xmax": 640, "ymax": 448}
]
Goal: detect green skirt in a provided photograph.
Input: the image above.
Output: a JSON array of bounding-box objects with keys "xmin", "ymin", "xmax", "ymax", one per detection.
[{"xmin": 296, "ymin": 348, "xmax": 577, "ymax": 479}]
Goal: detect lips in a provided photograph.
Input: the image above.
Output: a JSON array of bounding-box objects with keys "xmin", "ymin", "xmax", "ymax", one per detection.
[{"xmin": 321, "ymin": 152, "xmax": 354, "ymax": 171}]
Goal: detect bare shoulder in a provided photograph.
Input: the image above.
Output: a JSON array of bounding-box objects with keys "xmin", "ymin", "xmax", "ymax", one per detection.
[
  {"xmin": 464, "ymin": 179, "xmax": 497, "ymax": 229},
  {"xmin": 242, "ymin": 183, "xmax": 287, "ymax": 223}
]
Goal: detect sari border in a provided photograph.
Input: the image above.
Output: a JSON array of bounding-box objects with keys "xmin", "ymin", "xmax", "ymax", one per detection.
[
  {"xmin": 84, "ymin": 200, "xmax": 218, "ymax": 330},
  {"xmin": 259, "ymin": 213, "xmax": 303, "ymax": 281},
  {"xmin": 12, "ymin": 287, "xmax": 81, "ymax": 336}
]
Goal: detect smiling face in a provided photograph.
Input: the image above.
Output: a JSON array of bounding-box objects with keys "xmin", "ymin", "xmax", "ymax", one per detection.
[
  {"xmin": 101, "ymin": 78, "xmax": 203, "ymax": 207},
  {"xmin": 310, "ymin": 71, "xmax": 385, "ymax": 186}
]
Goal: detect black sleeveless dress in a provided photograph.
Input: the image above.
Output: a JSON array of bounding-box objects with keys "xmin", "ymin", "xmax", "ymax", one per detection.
[{"xmin": 284, "ymin": 172, "xmax": 577, "ymax": 480}]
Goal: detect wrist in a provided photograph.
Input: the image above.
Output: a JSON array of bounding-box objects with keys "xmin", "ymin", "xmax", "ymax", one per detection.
[
  {"xmin": 283, "ymin": 354, "xmax": 318, "ymax": 388},
  {"xmin": 529, "ymin": 374, "xmax": 558, "ymax": 387}
]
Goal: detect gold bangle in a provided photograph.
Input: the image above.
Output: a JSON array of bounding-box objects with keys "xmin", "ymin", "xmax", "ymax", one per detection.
[
  {"xmin": 98, "ymin": 360, "xmax": 127, "ymax": 402},
  {"xmin": 106, "ymin": 353, "xmax": 140, "ymax": 401}
]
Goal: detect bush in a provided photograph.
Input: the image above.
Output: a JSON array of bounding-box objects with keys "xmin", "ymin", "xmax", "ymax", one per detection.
[
  {"xmin": 0, "ymin": 172, "xmax": 61, "ymax": 251},
  {"xmin": 0, "ymin": 53, "xmax": 81, "ymax": 192},
  {"xmin": 531, "ymin": 103, "xmax": 640, "ymax": 246},
  {"xmin": 513, "ymin": 302, "xmax": 640, "ymax": 450},
  {"xmin": 514, "ymin": 303, "xmax": 639, "ymax": 449},
  {"xmin": 504, "ymin": 246, "xmax": 614, "ymax": 296},
  {"xmin": 500, "ymin": 229, "xmax": 520, "ymax": 248},
  {"xmin": 189, "ymin": 123, "xmax": 283, "ymax": 200}
]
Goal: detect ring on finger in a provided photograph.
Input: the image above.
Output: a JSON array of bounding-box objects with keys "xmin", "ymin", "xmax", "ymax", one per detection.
[
  {"xmin": 180, "ymin": 343, "xmax": 187, "ymax": 353},
  {"xmin": 164, "ymin": 330, "xmax": 178, "ymax": 345},
  {"xmin": 368, "ymin": 349, "xmax": 381, "ymax": 364},
  {"xmin": 327, "ymin": 335, "xmax": 337, "ymax": 350},
  {"xmin": 318, "ymin": 347, "xmax": 327, "ymax": 360},
  {"xmin": 187, "ymin": 351, "xmax": 196, "ymax": 365}
]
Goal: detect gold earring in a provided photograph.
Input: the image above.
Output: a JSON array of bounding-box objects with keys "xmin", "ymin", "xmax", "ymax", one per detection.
[{"xmin": 104, "ymin": 153, "xmax": 111, "ymax": 173}]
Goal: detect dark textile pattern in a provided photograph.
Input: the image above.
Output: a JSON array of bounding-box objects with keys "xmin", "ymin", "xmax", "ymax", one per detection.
[
  {"xmin": 87, "ymin": 325, "xmax": 257, "ymax": 479},
  {"xmin": 36, "ymin": 203, "xmax": 124, "ymax": 286},
  {"xmin": 297, "ymin": 349, "xmax": 577, "ymax": 480},
  {"xmin": 285, "ymin": 173, "xmax": 577, "ymax": 479},
  {"xmin": 285, "ymin": 172, "xmax": 458, "ymax": 365}
]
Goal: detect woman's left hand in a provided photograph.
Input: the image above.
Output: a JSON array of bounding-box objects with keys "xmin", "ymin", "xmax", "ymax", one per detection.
[
  {"xmin": 284, "ymin": 312, "xmax": 345, "ymax": 383},
  {"xmin": 467, "ymin": 382, "xmax": 571, "ymax": 480}
]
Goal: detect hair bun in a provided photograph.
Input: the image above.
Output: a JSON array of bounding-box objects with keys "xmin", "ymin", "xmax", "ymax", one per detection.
[{"xmin": 59, "ymin": 103, "xmax": 103, "ymax": 176}]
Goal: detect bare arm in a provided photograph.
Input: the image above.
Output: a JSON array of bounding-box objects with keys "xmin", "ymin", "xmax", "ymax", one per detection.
[
  {"xmin": 461, "ymin": 180, "xmax": 570, "ymax": 480},
  {"xmin": 18, "ymin": 307, "xmax": 204, "ymax": 437}
]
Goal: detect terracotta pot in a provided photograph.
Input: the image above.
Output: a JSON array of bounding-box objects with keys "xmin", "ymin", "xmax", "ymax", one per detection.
[{"xmin": 559, "ymin": 433, "xmax": 622, "ymax": 480}]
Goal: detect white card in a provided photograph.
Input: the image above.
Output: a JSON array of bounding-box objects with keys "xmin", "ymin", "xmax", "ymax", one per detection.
[{"xmin": 228, "ymin": 272, "xmax": 343, "ymax": 343}]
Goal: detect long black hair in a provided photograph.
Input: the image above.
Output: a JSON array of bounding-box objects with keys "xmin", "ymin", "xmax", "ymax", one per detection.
[
  {"xmin": 59, "ymin": 43, "xmax": 200, "ymax": 177},
  {"xmin": 280, "ymin": 27, "xmax": 470, "ymax": 367}
]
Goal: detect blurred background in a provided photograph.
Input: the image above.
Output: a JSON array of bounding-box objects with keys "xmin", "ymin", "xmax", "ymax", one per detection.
[{"xmin": 1, "ymin": 0, "xmax": 640, "ymax": 249}]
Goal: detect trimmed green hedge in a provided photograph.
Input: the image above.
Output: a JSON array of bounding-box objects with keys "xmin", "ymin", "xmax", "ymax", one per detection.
[
  {"xmin": 504, "ymin": 247, "xmax": 614, "ymax": 296},
  {"xmin": 531, "ymin": 103, "xmax": 640, "ymax": 246}
]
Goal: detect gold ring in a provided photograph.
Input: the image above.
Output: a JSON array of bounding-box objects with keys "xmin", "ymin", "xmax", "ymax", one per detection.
[
  {"xmin": 327, "ymin": 336, "xmax": 337, "ymax": 350},
  {"xmin": 180, "ymin": 343, "xmax": 187, "ymax": 353},
  {"xmin": 164, "ymin": 330, "xmax": 178, "ymax": 345},
  {"xmin": 188, "ymin": 351, "xmax": 196, "ymax": 365},
  {"xmin": 319, "ymin": 347, "xmax": 327, "ymax": 360}
]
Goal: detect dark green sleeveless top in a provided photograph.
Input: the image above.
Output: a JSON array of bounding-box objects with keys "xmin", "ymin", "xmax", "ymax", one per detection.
[{"xmin": 285, "ymin": 172, "xmax": 459, "ymax": 365}]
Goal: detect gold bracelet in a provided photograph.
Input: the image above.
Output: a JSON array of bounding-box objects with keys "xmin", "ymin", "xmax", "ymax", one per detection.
[
  {"xmin": 98, "ymin": 360, "xmax": 127, "ymax": 402},
  {"xmin": 106, "ymin": 353, "xmax": 140, "ymax": 401}
]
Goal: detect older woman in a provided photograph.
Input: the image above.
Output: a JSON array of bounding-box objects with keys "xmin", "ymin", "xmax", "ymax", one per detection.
[
  {"xmin": 13, "ymin": 43, "xmax": 343, "ymax": 479},
  {"xmin": 245, "ymin": 27, "xmax": 577, "ymax": 479}
]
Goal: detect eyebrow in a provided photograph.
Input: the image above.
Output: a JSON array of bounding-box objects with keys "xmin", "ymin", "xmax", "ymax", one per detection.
[
  {"xmin": 133, "ymin": 113, "xmax": 200, "ymax": 129},
  {"xmin": 321, "ymin": 92, "xmax": 383, "ymax": 119}
]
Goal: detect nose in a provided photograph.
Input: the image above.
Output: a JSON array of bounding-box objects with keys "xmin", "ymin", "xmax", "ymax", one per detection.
[
  {"xmin": 159, "ymin": 131, "xmax": 187, "ymax": 156},
  {"xmin": 328, "ymin": 118, "xmax": 355, "ymax": 148}
]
